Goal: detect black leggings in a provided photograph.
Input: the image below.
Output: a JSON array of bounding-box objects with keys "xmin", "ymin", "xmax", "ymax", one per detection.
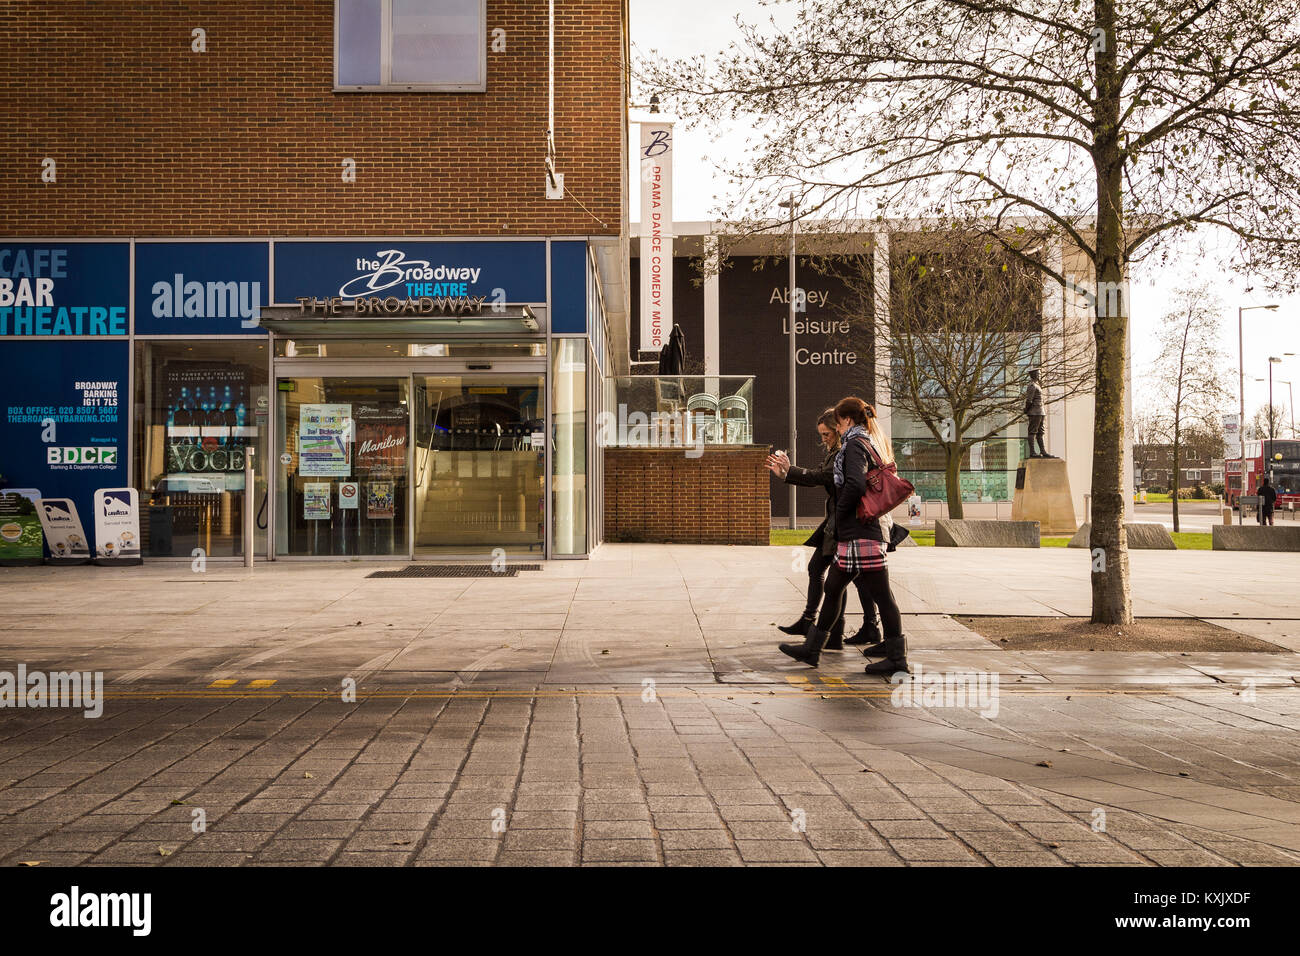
[
  {"xmin": 803, "ymin": 549, "xmax": 833, "ymax": 617},
  {"xmin": 816, "ymin": 562, "xmax": 901, "ymax": 640}
]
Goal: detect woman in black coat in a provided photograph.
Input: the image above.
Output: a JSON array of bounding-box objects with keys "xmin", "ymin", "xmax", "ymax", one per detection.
[
  {"xmin": 777, "ymin": 396, "xmax": 908, "ymax": 674},
  {"xmin": 767, "ymin": 409, "xmax": 881, "ymax": 651}
]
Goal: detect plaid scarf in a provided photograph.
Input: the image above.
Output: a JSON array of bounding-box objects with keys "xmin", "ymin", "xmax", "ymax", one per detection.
[{"xmin": 833, "ymin": 424, "xmax": 868, "ymax": 487}]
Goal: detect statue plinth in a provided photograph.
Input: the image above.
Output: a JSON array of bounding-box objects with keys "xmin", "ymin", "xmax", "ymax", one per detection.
[{"xmin": 1011, "ymin": 458, "xmax": 1078, "ymax": 535}]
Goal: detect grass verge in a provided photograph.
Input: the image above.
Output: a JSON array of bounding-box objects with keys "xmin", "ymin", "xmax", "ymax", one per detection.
[{"xmin": 770, "ymin": 529, "xmax": 1214, "ymax": 549}]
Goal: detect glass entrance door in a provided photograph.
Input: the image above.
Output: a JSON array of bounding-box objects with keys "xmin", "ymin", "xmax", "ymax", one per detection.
[
  {"xmin": 275, "ymin": 375, "xmax": 410, "ymax": 557},
  {"xmin": 413, "ymin": 374, "xmax": 545, "ymax": 555}
]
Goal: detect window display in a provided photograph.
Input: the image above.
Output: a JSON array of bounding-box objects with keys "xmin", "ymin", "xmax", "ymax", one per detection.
[{"xmin": 133, "ymin": 341, "xmax": 269, "ymax": 558}]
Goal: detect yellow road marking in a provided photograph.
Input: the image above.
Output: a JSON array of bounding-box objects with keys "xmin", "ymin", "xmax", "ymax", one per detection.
[
  {"xmin": 820, "ymin": 676, "xmax": 849, "ymax": 687},
  {"xmin": 785, "ymin": 675, "xmax": 813, "ymax": 689},
  {"xmin": 247, "ymin": 679, "xmax": 277, "ymax": 688},
  {"xmin": 207, "ymin": 679, "xmax": 237, "ymax": 688}
]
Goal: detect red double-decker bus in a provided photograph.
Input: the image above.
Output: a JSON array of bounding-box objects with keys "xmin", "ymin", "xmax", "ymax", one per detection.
[{"xmin": 1226, "ymin": 439, "xmax": 1300, "ymax": 509}]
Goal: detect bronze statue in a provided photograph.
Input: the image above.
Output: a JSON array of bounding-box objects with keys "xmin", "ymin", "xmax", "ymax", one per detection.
[{"xmin": 1024, "ymin": 369, "xmax": 1053, "ymax": 459}]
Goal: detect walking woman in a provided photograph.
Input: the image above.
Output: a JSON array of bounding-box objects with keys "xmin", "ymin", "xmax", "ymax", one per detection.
[
  {"xmin": 778, "ymin": 397, "xmax": 909, "ymax": 675},
  {"xmin": 766, "ymin": 409, "xmax": 881, "ymax": 651}
]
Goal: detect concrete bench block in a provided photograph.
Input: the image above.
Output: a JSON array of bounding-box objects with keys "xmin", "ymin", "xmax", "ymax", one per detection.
[
  {"xmin": 1211, "ymin": 525, "xmax": 1300, "ymax": 551},
  {"xmin": 1068, "ymin": 522, "xmax": 1176, "ymax": 549},
  {"xmin": 934, "ymin": 519, "xmax": 1040, "ymax": 547}
]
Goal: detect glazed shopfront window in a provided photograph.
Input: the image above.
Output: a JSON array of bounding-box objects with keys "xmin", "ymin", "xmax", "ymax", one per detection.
[
  {"xmin": 133, "ymin": 341, "xmax": 270, "ymax": 558},
  {"xmin": 275, "ymin": 376, "xmax": 410, "ymax": 557}
]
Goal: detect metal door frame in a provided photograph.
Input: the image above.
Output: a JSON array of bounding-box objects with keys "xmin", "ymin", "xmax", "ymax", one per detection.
[{"xmin": 270, "ymin": 357, "xmax": 548, "ymax": 560}]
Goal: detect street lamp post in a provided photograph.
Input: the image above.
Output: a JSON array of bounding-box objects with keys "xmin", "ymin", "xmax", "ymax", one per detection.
[
  {"xmin": 778, "ymin": 196, "xmax": 798, "ymax": 530},
  {"xmin": 1269, "ymin": 356, "xmax": 1282, "ymax": 480},
  {"xmin": 1238, "ymin": 303, "xmax": 1279, "ymax": 523},
  {"xmin": 1279, "ymin": 379, "xmax": 1296, "ymax": 438}
]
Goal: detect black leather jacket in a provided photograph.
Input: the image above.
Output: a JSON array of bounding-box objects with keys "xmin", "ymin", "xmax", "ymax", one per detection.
[
  {"xmin": 832, "ymin": 435, "xmax": 885, "ymax": 544},
  {"xmin": 784, "ymin": 447, "xmax": 837, "ymax": 551}
]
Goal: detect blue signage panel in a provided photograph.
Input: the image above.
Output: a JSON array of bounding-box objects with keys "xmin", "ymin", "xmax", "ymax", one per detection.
[
  {"xmin": 0, "ymin": 341, "xmax": 129, "ymax": 538},
  {"xmin": 135, "ymin": 241, "xmax": 270, "ymax": 335},
  {"xmin": 550, "ymin": 240, "xmax": 588, "ymax": 334},
  {"xmin": 273, "ymin": 240, "xmax": 548, "ymax": 305},
  {"xmin": 0, "ymin": 243, "xmax": 129, "ymax": 336}
]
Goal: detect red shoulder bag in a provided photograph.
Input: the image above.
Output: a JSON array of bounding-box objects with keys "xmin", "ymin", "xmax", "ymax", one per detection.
[{"xmin": 854, "ymin": 436, "xmax": 915, "ymax": 520}]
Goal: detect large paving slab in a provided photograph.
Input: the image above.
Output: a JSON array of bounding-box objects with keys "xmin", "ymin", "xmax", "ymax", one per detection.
[{"xmin": 1, "ymin": 544, "xmax": 1299, "ymax": 866}]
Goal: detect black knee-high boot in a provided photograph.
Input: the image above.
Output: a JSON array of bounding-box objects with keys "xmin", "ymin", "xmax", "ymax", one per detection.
[{"xmin": 779, "ymin": 625, "xmax": 831, "ymax": 668}]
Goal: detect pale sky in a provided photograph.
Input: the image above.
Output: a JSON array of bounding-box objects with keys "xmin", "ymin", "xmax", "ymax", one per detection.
[{"xmin": 628, "ymin": 0, "xmax": 1300, "ymax": 430}]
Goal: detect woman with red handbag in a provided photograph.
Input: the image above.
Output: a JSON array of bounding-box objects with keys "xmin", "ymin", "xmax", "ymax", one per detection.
[{"xmin": 778, "ymin": 396, "xmax": 909, "ymax": 674}]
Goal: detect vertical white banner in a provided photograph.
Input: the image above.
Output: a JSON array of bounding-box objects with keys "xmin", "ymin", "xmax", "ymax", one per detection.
[
  {"xmin": 1222, "ymin": 413, "xmax": 1240, "ymax": 458},
  {"xmin": 639, "ymin": 121, "xmax": 674, "ymax": 353}
]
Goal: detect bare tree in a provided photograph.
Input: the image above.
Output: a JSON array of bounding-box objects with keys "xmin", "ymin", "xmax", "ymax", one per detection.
[
  {"xmin": 642, "ymin": 0, "xmax": 1300, "ymax": 624},
  {"xmin": 816, "ymin": 226, "xmax": 1094, "ymax": 517},
  {"xmin": 1250, "ymin": 402, "xmax": 1291, "ymax": 441},
  {"xmin": 1148, "ymin": 283, "xmax": 1230, "ymax": 530}
]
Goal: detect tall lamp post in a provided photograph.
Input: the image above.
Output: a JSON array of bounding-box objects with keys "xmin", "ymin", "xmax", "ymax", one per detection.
[
  {"xmin": 777, "ymin": 195, "xmax": 798, "ymax": 530},
  {"xmin": 1279, "ymin": 379, "xmax": 1296, "ymax": 438},
  {"xmin": 1268, "ymin": 356, "xmax": 1282, "ymax": 480},
  {"xmin": 1259, "ymin": 355, "xmax": 1297, "ymax": 477},
  {"xmin": 1238, "ymin": 303, "xmax": 1279, "ymax": 523}
]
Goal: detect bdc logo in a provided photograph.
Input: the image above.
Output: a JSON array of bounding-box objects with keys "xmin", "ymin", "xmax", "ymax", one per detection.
[{"xmin": 47, "ymin": 446, "xmax": 118, "ymax": 465}]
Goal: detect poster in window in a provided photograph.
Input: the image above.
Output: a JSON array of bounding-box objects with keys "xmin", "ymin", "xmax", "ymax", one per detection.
[
  {"xmin": 303, "ymin": 482, "xmax": 331, "ymax": 520},
  {"xmin": 298, "ymin": 404, "xmax": 352, "ymax": 477},
  {"xmin": 367, "ymin": 481, "xmax": 395, "ymax": 519},
  {"xmin": 163, "ymin": 362, "xmax": 253, "ymax": 489},
  {"xmin": 354, "ymin": 403, "xmax": 407, "ymax": 477}
]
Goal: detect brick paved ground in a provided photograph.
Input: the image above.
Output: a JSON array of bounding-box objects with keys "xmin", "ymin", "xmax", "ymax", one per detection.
[
  {"xmin": 2, "ymin": 546, "xmax": 1298, "ymax": 867},
  {"xmin": 2, "ymin": 686, "xmax": 1299, "ymax": 867}
]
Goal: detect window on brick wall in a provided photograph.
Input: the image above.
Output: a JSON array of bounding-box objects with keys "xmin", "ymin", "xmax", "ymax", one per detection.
[{"xmin": 336, "ymin": 0, "xmax": 486, "ymax": 92}]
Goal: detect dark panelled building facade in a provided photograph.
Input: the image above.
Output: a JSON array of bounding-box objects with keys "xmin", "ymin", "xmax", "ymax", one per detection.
[{"xmin": 631, "ymin": 251, "xmax": 875, "ymax": 520}]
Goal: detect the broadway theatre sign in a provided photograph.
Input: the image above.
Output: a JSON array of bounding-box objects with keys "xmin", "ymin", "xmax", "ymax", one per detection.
[{"xmin": 295, "ymin": 295, "xmax": 487, "ymax": 315}]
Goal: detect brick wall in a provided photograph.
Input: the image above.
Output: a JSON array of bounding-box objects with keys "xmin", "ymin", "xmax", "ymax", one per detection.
[
  {"xmin": 604, "ymin": 446, "xmax": 771, "ymax": 545},
  {"xmin": 0, "ymin": 0, "xmax": 625, "ymax": 237}
]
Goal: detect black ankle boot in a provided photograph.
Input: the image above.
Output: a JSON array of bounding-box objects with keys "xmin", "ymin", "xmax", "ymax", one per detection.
[
  {"xmin": 824, "ymin": 617, "xmax": 844, "ymax": 651},
  {"xmin": 844, "ymin": 618, "xmax": 881, "ymax": 647},
  {"xmin": 864, "ymin": 635, "xmax": 909, "ymax": 675},
  {"xmin": 860, "ymin": 638, "xmax": 887, "ymax": 656},
  {"xmin": 779, "ymin": 625, "xmax": 830, "ymax": 668},
  {"xmin": 777, "ymin": 614, "xmax": 814, "ymax": 636}
]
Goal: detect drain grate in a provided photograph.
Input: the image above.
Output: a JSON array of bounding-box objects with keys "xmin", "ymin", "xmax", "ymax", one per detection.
[{"xmin": 367, "ymin": 564, "xmax": 542, "ymax": 578}]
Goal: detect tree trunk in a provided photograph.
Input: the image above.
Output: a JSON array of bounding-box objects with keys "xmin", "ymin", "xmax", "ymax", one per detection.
[
  {"xmin": 944, "ymin": 441, "xmax": 964, "ymax": 519},
  {"xmin": 1171, "ymin": 422, "xmax": 1180, "ymax": 533},
  {"xmin": 1088, "ymin": 0, "xmax": 1133, "ymax": 625}
]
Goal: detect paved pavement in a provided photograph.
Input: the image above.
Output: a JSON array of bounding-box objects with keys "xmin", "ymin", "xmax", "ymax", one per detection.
[{"xmin": 1, "ymin": 545, "xmax": 1299, "ymax": 866}]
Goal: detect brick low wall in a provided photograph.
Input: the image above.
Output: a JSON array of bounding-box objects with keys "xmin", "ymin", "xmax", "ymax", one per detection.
[{"xmin": 604, "ymin": 446, "xmax": 770, "ymax": 545}]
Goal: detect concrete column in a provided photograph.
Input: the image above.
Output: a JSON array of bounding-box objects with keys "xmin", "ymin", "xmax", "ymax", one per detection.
[{"xmin": 703, "ymin": 234, "xmax": 720, "ymax": 377}]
